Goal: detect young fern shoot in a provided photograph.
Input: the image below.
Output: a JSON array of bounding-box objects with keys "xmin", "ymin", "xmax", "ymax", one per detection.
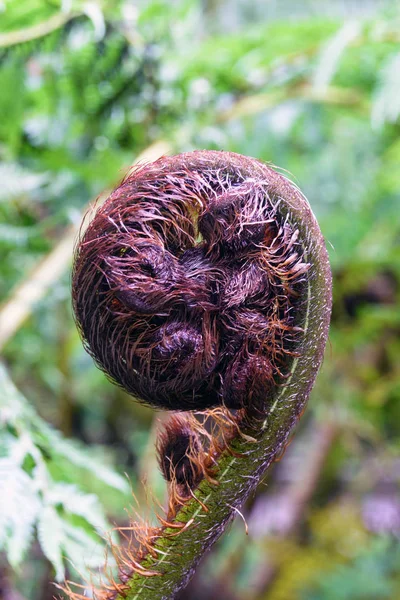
[{"xmin": 69, "ymin": 151, "xmax": 332, "ymax": 599}]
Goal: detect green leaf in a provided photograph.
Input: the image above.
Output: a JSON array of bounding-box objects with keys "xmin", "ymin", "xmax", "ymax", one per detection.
[
  {"xmin": 0, "ymin": 363, "xmax": 126, "ymax": 581},
  {"xmin": 62, "ymin": 521, "xmax": 109, "ymax": 571},
  {"xmin": 47, "ymin": 483, "xmax": 109, "ymax": 533},
  {"xmin": 0, "ymin": 457, "xmax": 40, "ymax": 567},
  {"xmin": 43, "ymin": 430, "xmax": 130, "ymax": 493},
  {"xmin": 0, "ymin": 362, "xmax": 129, "ymax": 494},
  {"xmin": 37, "ymin": 505, "xmax": 66, "ymax": 581}
]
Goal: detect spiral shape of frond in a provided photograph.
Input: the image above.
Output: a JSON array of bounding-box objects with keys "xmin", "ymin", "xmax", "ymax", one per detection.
[{"xmin": 72, "ymin": 151, "xmax": 309, "ymax": 412}]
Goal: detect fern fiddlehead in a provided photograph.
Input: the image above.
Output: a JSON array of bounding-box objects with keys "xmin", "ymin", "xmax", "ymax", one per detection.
[{"xmin": 70, "ymin": 151, "xmax": 332, "ymax": 599}]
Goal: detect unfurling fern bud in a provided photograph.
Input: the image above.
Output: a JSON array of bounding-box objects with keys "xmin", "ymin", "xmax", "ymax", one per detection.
[
  {"xmin": 156, "ymin": 414, "xmax": 203, "ymax": 490},
  {"xmin": 72, "ymin": 151, "xmax": 311, "ymax": 415},
  {"xmin": 68, "ymin": 150, "xmax": 332, "ymax": 600}
]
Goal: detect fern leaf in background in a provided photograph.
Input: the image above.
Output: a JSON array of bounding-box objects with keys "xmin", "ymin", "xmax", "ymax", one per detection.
[{"xmin": 0, "ymin": 363, "xmax": 128, "ymax": 581}]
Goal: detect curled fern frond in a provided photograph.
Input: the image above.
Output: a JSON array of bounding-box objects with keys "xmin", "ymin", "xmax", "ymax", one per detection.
[
  {"xmin": 69, "ymin": 150, "xmax": 332, "ymax": 600},
  {"xmin": 72, "ymin": 151, "xmax": 314, "ymax": 413}
]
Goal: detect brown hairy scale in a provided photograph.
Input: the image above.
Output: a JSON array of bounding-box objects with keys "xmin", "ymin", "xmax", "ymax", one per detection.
[
  {"xmin": 156, "ymin": 414, "xmax": 204, "ymax": 489},
  {"xmin": 66, "ymin": 151, "xmax": 325, "ymax": 600}
]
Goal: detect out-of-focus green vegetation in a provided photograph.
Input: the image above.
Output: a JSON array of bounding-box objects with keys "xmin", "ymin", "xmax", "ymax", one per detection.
[{"xmin": 0, "ymin": 1, "xmax": 399, "ymax": 598}]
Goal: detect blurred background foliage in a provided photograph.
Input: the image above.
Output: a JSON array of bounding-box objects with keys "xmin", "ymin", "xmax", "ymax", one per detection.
[{"xmin": 0, "ymin": 0, "xmax": 400, "ymax": 598}]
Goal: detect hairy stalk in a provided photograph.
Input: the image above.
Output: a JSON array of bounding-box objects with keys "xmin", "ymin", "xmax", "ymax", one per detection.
[{"xmin": 69, "ymin": 151, "xmax": 332, "ymax": 600}]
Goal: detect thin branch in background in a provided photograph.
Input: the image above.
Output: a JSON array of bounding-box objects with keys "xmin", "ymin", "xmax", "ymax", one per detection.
[
  {"xmin": 217, "ymin": 82, "xmax": 368, "ymax": 123},
  {"xmin": 0, "ymin": 12, "xmax": 78, "ymax": 48},
  {"xmin": 0, "ymin": 227, "xmax": 78, "ymax": 351},
  {"xmin": 248, "ymin": 420, "xmax": 338, "ymax": 597},
  {"xmin": 251, "ymin": 421, "xmax": 338, "ymax": 536}
]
